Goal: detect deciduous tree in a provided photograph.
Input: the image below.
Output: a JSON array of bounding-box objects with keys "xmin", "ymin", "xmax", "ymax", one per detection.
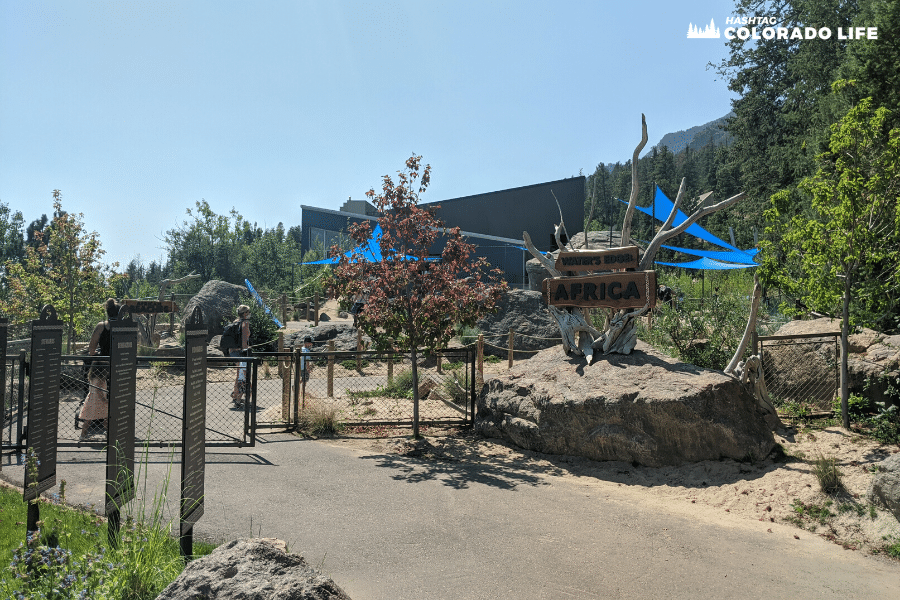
[{"xmin": 332, "ymin": 155, "xmax": 507, "ymax": 437}]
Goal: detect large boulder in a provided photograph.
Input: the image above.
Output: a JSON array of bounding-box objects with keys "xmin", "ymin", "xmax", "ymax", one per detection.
[
  {"xmin": 284, "ymin": 323, "xmax": 372, "ymax": 352},
  {"xmin": 525, "ymin": 230, "xmax": 623, "ymax": 291},
  {"xmin": 182, "ymin": 280, "xmax": 249, "ymax": 340},
  {"xmin": 155, "ymin": 538, "xmax": 352, "ymax": 600},
  {"xmin": 771, "ymin": 318, "xmax": 900, "ymax": 409},
  {"xmin": 475, "ymin": 289, "xmax": 560, "ymax": 359},
  {"xmin": 868, "ymin": 453, "xmax": 900, "ymax": 523},
  {"xmin": 476, "ymin": 341, "xmax": 776, "ymax": 467}
]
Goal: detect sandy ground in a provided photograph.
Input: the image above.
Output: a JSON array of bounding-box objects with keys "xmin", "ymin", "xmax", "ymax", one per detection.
[
  {"xmin": 289, "ymin": 300, "xmax": 900, "ymax": 558},
  {"xmin": 322, "ymin": 424, "xmax": 900, "ymax": 560}
]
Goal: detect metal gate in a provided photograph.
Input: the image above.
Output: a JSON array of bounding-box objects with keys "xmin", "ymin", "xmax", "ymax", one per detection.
[
  {"xmin": 757, "ymin": 332, "xmax": 840, "ymax": 414},
  {"xmin": 293, "ymin": 347, "xmax": 477, "ymax": 427}
]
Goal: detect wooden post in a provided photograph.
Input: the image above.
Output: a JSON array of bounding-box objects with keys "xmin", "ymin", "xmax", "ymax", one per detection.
[
  {"xmin": 169, "ymin": 293, "xmax": 175, "ymax": 335},
  {"xmin": 278, "ymin": 332, "xmax": 290, "ymax": 422},
  {"xmin": 293, "ymin": 347, "xmax": 302, "ymax": 422},
  {"xmin": 327, "ymin": 340, "xmax": 334, "ymax": 397},
  {"xmin": 436, "ymin": 349, "xmax": 442, "ymax": 373},
  {"xmin": 387, "ymin": 346, "xmax": 394, "ymax": 387},
  {"xmin": 477, "ymin": 334, "xmax": 484, "ymax": 388},
  {"xmin": 508, "ymin": 327, "xmax": 515, "ymax": 369},
  {"xmin": 356, "ymin": 328, "xmax": 363, "ymax": 370},
  {"xmin": 281, "ymin": 294, "xmax": 287, "ymax": 325},
  {"xmin": 314, "ymin": 292, "xmax": 320, "ymax": 327}
]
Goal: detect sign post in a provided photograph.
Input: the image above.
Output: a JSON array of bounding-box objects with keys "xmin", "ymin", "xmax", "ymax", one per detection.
[
  {"xmin": 23, "ymin": 306, "xmax": 63, "ymax": 533},
  {"xmin": 180, "ymin": 307, "xmax": 207, "ymax": 558},
  {"xmin": 106, "ymin": 307, "xmax": 138, "ymax": 546},
  {"xmin": 0, "ymin": 317, "xmax": 6, "ymax": 472}
]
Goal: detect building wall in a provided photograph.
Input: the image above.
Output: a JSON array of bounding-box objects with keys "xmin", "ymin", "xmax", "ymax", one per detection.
[{"xmin": 300, "ymin": 176, "xmax": 585, "ymax": 287}]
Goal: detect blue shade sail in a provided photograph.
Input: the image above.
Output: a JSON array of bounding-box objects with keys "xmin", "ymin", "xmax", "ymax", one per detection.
[{"xmin": 655, "ymin": 257, "xmax": 757, "ymax": 270}]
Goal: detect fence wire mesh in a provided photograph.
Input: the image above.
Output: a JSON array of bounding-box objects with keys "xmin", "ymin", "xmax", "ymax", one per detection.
[
  {"xmin": 759, "ymin": 334, "xmax": 840, "ymax": 414},
  {"xmin": 55, "ymin": 355, "xmax": 258, "ymax": 447},
  {"xmin": 298, "ymin": 349, "xmax": 474, "ymax": 426}
]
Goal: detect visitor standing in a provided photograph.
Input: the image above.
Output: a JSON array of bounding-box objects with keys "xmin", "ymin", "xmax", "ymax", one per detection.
[
  {"xmin": 230, "ymin": 304, "xmax": 252, "ymax": 406},
  {"xmin": 79, "ymin": 298, "xmax": 118, "ymax": 440},
  {"xmin": 300, "ymin": 336, "xmax": 313, "ymax": 383}
]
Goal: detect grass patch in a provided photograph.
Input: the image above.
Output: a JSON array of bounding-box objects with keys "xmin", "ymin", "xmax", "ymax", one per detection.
[
  {"xmin": 299, "ymin": 402, "xmax": 342, "ymax": 436},
  {"xmin": 485, "ymin": 355, "xmax": 501, "ymax": 364},
  {"xmin": 790, "ymin": 498, "xmax": 834, "ymax": 526},
  {"xmin": 813, "ymin": 453, "xmax": 844, "ymax": 495},
  {"xmin": 348, "ymin": 370, "xmax": 415, "ymax": 402},
  {"xmin": 1, "ymin": 472, "xmax": 216, "ymax": 599}
]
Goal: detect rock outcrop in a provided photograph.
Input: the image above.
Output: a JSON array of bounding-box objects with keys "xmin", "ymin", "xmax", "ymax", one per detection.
[
  {"xmin": 476, "ymin": 341, "xmax": 777, "ymax": 467},
  {"xmin": 182, "ymin": 280, "xmax": 249, "ymax": 340},
  {"xmin": 283, "ymin": 323, "xmax": 372, "ymax": 352},
  {"xmin": 869, "ymin": 453, "xmax": 900, "ymax": 523},
  {"xmin": 474, "ymin": 289, "xmax": 560, "ymax": 358},
  {"xmin": 155, "ymin": 538, "xmax": 352, "ymax": 600}
]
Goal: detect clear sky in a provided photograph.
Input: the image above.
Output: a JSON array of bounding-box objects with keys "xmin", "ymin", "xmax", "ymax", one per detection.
[{"xmin": 1, "ymin": 0, "xmax": 739, "ymax": 268}]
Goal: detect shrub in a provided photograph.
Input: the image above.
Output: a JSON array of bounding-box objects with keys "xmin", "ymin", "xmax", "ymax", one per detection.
[
  {"xmin": 298, "ymin": 402, "xmax": 342, "ymax": 436},
  {"xmin": 813, "ymin": 454, "xmax": 844, "ymax": 495}
]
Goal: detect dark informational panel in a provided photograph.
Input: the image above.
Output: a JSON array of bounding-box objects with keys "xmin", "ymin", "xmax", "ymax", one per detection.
[
  {"xmin": 23, "ymin": 306, "xmax": 62, "ymax": 501},
  {"xmin": 0, "ymin": 317, "xmax": 6, "ymax": 458},
  {"xmin": 180, "ymin": 308, "xmax": 207, "ymax": 535},
  {"xmin": 105, "ymin": 311, "xmax": 138, "ymax": 515}
]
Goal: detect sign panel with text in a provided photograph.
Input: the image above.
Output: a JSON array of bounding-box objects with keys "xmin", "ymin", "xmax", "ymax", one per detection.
[
  {"xmin": 23, "ymin": 307, "xmax": 62, "ymax": 500},
  {"xmin": 106, "ymin": 314, "xmax": 138, "ymax": 515},
  {"xmin": 180, "ymin": 314, "xmax": 207, "ymax": 534},
  {"xmin": 544, "ymin": 271, "xmax": 657, "ymax": 310},
  {"xmin": 554, "ymin": 246, "xmax": 640, "ymax": 273}
]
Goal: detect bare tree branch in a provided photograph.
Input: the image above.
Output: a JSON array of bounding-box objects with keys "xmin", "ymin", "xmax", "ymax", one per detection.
[{"xmin": 621, "ymin": 114, "xmax": 648, "ymax": 247}]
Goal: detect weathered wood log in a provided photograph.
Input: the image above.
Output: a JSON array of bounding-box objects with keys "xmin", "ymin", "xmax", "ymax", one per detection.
[
  {"xmin": 734, "ymin": 355, "xmax": 777, "ymax": 417},
  {"xmin": 620, "ymin": 114, "xmax": 648, "ymax": 248}
]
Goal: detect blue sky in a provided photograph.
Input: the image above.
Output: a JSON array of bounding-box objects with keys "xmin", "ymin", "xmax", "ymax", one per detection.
[{"xmin": 1, "ymin": 0, "xmax": 739, "ymax": 267}]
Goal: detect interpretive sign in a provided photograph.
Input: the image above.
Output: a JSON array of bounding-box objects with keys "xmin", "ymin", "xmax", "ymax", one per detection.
[
  {"xmin": 554, "ymin": 246, "xmax": 639, "ymax": 273},
  {"xmin": 545, "ymin": 270, "xmax": 657, "ymax": 310},
  {"xmin": 180, "ymin": 307, "xmax": 207, "ymax": 537},
  {"xmin": 0, "ymin": 317, "xmax": 6, "ymax": 463},
  {"xmin": 106, "ymin": 309, "xmax": 138, "ymax": 515},
  {"xmin": 23, "ymin": 306, "xmax": 62, "ymax": 501},
  {"xmin": 123, "ymin": 299, "xmax": 177, "ymax": 314}
]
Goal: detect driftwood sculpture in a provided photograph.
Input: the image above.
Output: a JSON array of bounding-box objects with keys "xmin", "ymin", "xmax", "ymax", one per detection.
[{"xmin": 524, "ymin": 114, "xmax": 747, "ymax": 359}]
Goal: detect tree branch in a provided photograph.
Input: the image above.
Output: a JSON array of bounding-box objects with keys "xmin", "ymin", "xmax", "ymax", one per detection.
[{"xmin": 621, "ymin": 114, "xmax": 648, "ymax": 247}]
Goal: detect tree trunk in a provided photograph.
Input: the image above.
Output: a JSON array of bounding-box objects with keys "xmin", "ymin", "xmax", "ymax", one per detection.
[
  {"xmin": 411, "ymin": 346, "xmax": 420, "ymax": 438},
  {"xmin": 841, "ymin": 275, "xmax": 851, "ymax": 429}
]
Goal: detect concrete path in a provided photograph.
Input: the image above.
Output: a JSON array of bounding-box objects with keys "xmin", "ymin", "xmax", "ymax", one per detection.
[{"xmin": 3, "ymin": 432, "xmax": 899, "ymax": 599}]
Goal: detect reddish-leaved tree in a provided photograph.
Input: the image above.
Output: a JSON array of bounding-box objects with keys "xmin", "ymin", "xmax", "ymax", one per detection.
[{"xmin": 332, "ymin": 154, "xmax": 507, "ymax": 436}]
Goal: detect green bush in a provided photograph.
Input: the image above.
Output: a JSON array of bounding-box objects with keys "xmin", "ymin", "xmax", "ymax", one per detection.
[{"xmin": 637, "ymin": 294, "xmax": 749, "ymax": 370}]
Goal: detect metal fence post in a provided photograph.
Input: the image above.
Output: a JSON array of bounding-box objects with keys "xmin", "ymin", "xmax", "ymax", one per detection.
[
  {"xmin": 327, "ymin": 340, "xmax": 334, "ymax": 397},
  {"xmin": 508, "ymin": 328, "xmax": 514, "ymax": 369},
  {"xmin": 477, "ymin": 334, "xmax": 484, "ymax": 388},
  {"xmin": 293, "ymin": 346, "xmax": 302, "ymax": 421}
]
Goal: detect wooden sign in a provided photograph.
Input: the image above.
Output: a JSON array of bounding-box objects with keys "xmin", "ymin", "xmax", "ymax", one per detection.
[
  {"xmin": 123, "ymin": 299, "xmax": 177, "ymax": 314},
  {"xmin": 544, "ymin": 271, "xmax": 657, "ymax": 310},
  {"xmin": 554, "ymin": 246, "xmax": 639, "ymax": 272}
]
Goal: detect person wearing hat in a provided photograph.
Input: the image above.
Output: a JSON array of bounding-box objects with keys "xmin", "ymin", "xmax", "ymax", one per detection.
[
  {"xmin": 231, "ymin": 304, "xmax": 252, "ymax": 405},
  {"xmin": 300, "ymin": 336, "xmax": 313, "ymax": 383}
]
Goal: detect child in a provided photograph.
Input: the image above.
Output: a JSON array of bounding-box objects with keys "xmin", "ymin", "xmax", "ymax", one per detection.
[{"xmin": 301, "ymin": 336, "xmax": 313, "ymax": 383}]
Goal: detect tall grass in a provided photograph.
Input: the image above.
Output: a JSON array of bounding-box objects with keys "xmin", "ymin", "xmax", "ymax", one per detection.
[{"xmin": 1, "ymin": 447, "xmax": 216, "ymax": 599}]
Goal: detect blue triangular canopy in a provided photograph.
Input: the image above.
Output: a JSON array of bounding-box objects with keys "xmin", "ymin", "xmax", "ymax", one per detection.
[
  {"xmin": 655, "ymin": 256, "xmax": 756, "ymax": 270},
  {"xmin": 659, "ymin": 244, "xmax": 758, "ymax": 265},
  {"xmin": 303, "ymin": 225, "xmax": 385, "ymax": 265},
  {"xmin": 619, "ymin": 186, "xmax": 741, "ymax": 252}
]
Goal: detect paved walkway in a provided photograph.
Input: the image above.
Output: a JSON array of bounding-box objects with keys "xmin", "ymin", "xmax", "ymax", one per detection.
[{"xmin": 3, "ymin": 433, "xmax": 899, "ymax": 599}]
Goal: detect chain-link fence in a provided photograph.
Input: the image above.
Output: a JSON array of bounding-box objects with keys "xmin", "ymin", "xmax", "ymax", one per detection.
[
  {"xmin": 56, "ymin": 355, "xmax": 259, "ymax": 447},
  {"xmin": 298, "ymin": 349, "xmax": 475, "ymax": 426},
  {"xmin": 757, "ymin": 333, "xmax": 840, "ymax": 414}
]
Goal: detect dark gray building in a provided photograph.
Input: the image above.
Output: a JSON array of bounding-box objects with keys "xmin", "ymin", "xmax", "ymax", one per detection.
[{"xmin": 300, "ymin": 176, "xmax": 586, "ymax": 288}]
